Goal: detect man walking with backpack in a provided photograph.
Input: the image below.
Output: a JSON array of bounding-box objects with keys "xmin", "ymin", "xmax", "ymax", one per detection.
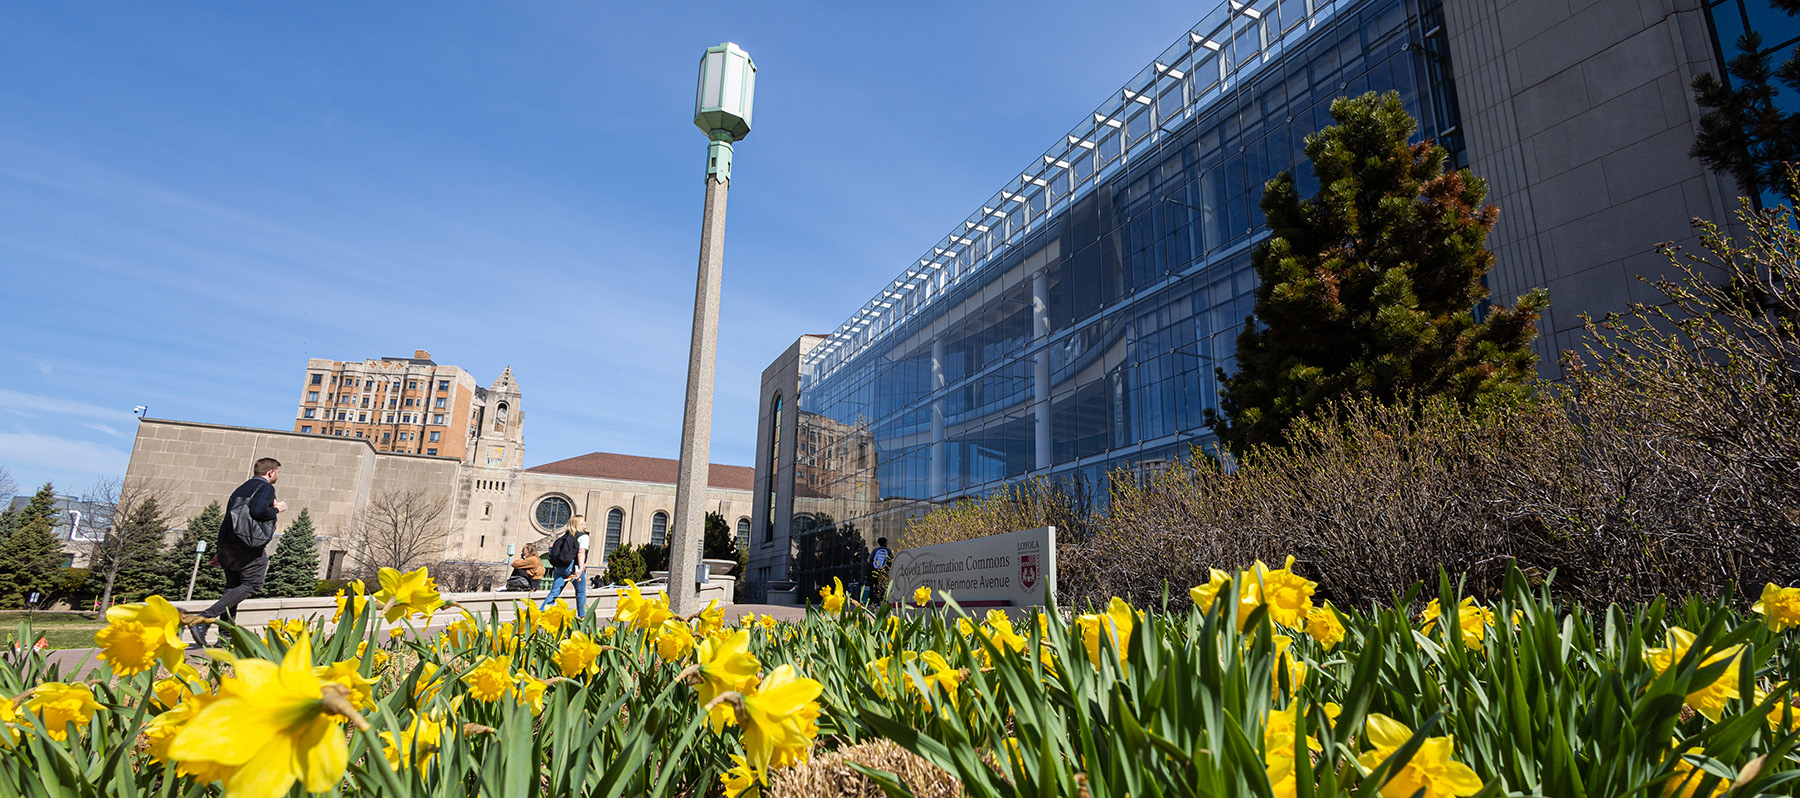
[
  {"xmin": 185, "ymin": 457, "xmax": 286, "ymax": 648},
  {"xmin": 540, "ymin": 514, "xmax": 589, "ymax": 617},
  {"xmin": 867, "ymin": 537, "xmax": 893, "ymax": 604}
]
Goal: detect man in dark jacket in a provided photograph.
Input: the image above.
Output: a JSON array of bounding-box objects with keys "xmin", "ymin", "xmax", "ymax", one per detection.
[{"xmin": 185, "ymin": 457, "xmax": 286, "ymax": 647}]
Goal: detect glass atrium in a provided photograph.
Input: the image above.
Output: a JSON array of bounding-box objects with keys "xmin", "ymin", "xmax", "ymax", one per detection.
[{"xmin": 777, "ymin": 0, "xmax": 1464, "ymax": 589}]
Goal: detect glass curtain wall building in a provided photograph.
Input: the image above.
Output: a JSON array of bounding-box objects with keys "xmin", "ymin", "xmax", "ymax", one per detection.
[{"xmin": 762, "ymin": 0, "xmax": 1463, "ymax": 596}]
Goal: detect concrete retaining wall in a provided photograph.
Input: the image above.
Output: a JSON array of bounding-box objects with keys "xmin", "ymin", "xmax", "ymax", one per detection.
[{"xmin": 170, "ymin": 576, "xmax": 736, "ymax": 632}]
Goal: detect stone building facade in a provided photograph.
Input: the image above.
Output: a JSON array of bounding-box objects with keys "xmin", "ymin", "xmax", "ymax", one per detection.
[{"xmin": 124, "ymin": 368, "xmax": 753, "ymax": 580}]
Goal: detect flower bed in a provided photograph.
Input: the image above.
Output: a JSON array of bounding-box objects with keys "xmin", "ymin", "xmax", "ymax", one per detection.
[{"xmin": 0, "ymin": 562, "xmax": 1796, "ymax": 797}]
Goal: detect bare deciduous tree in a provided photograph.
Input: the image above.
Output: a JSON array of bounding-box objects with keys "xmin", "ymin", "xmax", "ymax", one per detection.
[
  {"xmin": 348, "ymin": 488, "xmax": 451, "ymax": 580},
  {"xmin": 431, "ymin": 561, "xmax": 501, "ymax": 593},
  {"xmin": 88, "ymin": 476, "xmax": 176, "ymax": 609},
  {"xmin": 0, "ymin": 465, "xmax": 17, "ymax": 507}
]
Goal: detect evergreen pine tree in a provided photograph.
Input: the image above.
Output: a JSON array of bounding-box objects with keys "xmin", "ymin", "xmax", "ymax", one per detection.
[
  {"xmin": 97, "ymin": 497, "xmax": 174, "ymax": 604},
  {"xmin": 1210, "ymin": 92, "xmax": 1548, "ymax": 452},
  {"xmin": 602, "ymin": 543, "xmax": 647, "ymax": 585},
  {"xmin": 0, "ymin": 506, "xmax": 19, "ymax": 548},
  {"xmin": 263, "ymin": 509, "xmax": 321, "ymax": 598},
  {"xmin": 163, "ymin": 502, "xmax": 226, "ymax": 601},
  {"xmin": 0, "ymin": 484, "xmax": 69, "ymax": 608},
  {"xmin": 703, "ymin": 511, "xmax": 739, "ymax": 561},
  {"xmin": 1690, "ymin": 29, "xmax": 1800, "ymax": 200}
]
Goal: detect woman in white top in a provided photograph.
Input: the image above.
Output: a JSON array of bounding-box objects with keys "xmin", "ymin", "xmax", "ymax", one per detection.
[{"xmin": 539, "ymin": 514, "xmax": 590, "ymax": 617}]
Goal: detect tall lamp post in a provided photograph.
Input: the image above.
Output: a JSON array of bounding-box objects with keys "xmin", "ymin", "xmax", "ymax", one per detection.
[
  {"xmin": 185, "ymin": 539, "xmax": 207, "ymax": 601},
  {"xmin": 670, "ymin": 42, "xmax": 756, "ymax": 615}
]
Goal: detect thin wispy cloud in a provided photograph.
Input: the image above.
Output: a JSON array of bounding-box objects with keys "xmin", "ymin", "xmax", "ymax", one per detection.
[
  {"xmin": 0, "ymin": 1, "xmax": 1211, "ymax": 487},
  {"xmin": 0, "ymin": 388, "xmax": 137, "ymax": 425}
]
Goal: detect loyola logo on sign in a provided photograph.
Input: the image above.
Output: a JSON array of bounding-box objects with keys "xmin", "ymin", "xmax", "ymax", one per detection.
[{"xmin": 1019, "ymin": 553, "xmax": 1039, "ymax": 590}]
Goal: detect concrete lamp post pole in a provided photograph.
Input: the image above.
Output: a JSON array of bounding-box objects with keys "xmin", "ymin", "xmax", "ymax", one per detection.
[
  {"xmin": 185, "ymin": 539, "xmax": 207, "ymax": 601},
  {"xmin": 670, "ymin": 42, "xmax": 756, "ymax": 615}
]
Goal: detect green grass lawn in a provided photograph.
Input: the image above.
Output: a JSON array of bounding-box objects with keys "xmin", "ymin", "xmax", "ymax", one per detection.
[{"xmin": 0, "ymin": 611, "xmax": 103, "ymax": 651}]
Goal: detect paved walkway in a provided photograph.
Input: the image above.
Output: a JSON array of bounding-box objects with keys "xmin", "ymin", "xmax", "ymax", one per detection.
[{"xmin": 43, "ymin": 602, "xmax": 813, "ymax": 679}]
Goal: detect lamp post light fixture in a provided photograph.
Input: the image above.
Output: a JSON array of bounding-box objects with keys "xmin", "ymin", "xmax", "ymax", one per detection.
[
  {"xmin": 669, "ymin": 42, "xmax": 755, "ymax": 615},
  {"xmin": 185, "ymin": 539, "xmax": 207, "ymax": 601}
]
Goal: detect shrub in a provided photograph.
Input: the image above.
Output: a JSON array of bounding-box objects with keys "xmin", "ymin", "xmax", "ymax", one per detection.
[{"xmin": 603, "ymin": 543, "xmax": 647, "ymax": 585}]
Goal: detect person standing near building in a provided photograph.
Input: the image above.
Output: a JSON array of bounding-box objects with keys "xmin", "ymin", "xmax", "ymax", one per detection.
[
  {"xmin": 185, "ymin": 457, "xmax": 285, "ymax": 647},
  {"xmin": 540, "ymin": 515, "xmax": 589, "ymax": 617}
]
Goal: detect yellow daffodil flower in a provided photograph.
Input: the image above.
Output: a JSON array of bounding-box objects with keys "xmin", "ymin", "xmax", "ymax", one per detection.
[
  {"xmin": 758, "ymin": 614, "xmax": 778, "ymax": 631},
  {"xmin": 697, "ymin": 629, "xmax": 762, "ymax": 732},
  {"xmin": 1357, "ymin": 713, "xmax": 1483, "ymax": 798},
  {"xmin": 168, "ymin": 633, "xmax": 354, "ymax": 798},
  {"xmin": 1189, "ymin": 569, "xmax": 1231, "ymax": 615},
  {"xmin": 461, "ymin": 656, "xmax": 515, "ymax": 703},
  {"xmin": 25, "ymin": 682, "xmax": 103, "ymax": 741},
  {"xmin": 0, "ymin": 694, "xmax": 20, "ymax": 746},
  {"xmin": 1265, "ymin": 701, "xmax": 1339, "ymax": 798},
  {"xmin": 152, "ymin": 662, "xmax": 206, "ymax": 709},
  {"xmin": 93, "ymin": 595, "xmax": 186, "ymax": 676},
  {"xmin": 1420, "ymin": 598, "xmax": 1493, "ymax": 651},
  {"xmin": 819, "ymin": 577, "xmax": 847, "ymax": 615},
  {"xmin": 556, "ymin": 631, "xmax": 604, "ymax": 678},
  {"xmin": 1305, "ymin": 602, "xmax": 1347, "ymax": 650},
  {"xmin": 720, "ymin": 753, "xmax": 759, "ymax": 797},
  {"xmin": 516, "ymin": 672, "xmax": 548, "ymax": 716},
  {"xmin": 1663, "ymin": 751, "xmax": 1729, "ymax": 798},
  {"xmin": 695, "ymin": 600, "xmax": 725, "ymax": 635},
  {"xmin": 1075, "ymin": 597, "xmax": 1136, "ymax": 673},
  {"xmin": 332, "ymin": 580, "xmax": 367, "ymax": 624},
  {"xmin": 1270, "ymin": 635, "xmax": 1308, "ymax": 699},
  {"xmin": 1753, "ymin": 582, "xmax": 1800, "ymax": 633},
  {"xmin": 1755, "ymin": 683, "xmax": 1800, "ymax": 733},
  {"xmin": 355, "ymin": 640, "xmax": 393, "ymax": 672},
  {"xmin": 374, "ymin": 566, "xmax": 444, "ymax": 623},
  {"xmin": 412, "ymin": 662, "xmax": 446, "ymax": 705},
  {"xmin": 536, "ymin": 599, "xmax": 577, "ymax": 636},
  {"xmin": 313, "ymin": 660, "xmax": 378, "ymax": 710},
  {"xmin": 1645, "ymin": 627, "xmax": 1743, "ymax": 722},
  {"xmin": 380, "ymin": 712, "xmax": 448, "ymax": 770},
  {"xmin": 1239, "ymin": 556, "xmax": 1315, "ymax": 629},
  {"xmin": 913, "ymin": 586, "xmax": 932, "ymax": 606},
  {"xmin": 441, "ymin": 613, "xmax": 481, "ymax": 649},
  {"xmin": 916, "ymin": 650, "xmax": 964, "ymax": 709},
  {"xmin": 740, "ymin": 664, "xmax": 823, "ymax": 780},
  {"xmin": 973, "ymin": 611, "xmax": 1028, "ymax": 667},
  {"xmin": 655, "ymin": 619, "xmax": 697, "ymax": 662},
  {"xmin": 615, "ymin": 581, "xmax": 674, "ymax": 631},
  {"xmin": 863, "ymin": 652, "xmax": 917, "ymax": 701}
]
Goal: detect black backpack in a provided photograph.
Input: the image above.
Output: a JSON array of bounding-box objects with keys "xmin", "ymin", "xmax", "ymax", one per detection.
[{"xmin": 547, "ymin": 532, "xmax": 578, "ymax": 568}]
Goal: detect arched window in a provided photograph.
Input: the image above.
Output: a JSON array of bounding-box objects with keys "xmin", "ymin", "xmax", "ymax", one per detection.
[
  {"xmin": 605, "ymin": 508, "xmax": 624, "ymax": 556},
  {"xmin": 764, "ymin": 392, "xmax": 782, "ymax": 543},
  {"xmin": 735, "ymin": 517, "xmax": 750, "ymax": 551},
  {"xmin": 651, "ymin": 511, "xmax": 669, "ymax": 547},
  {"xmin": 482, "ymin": 502, "xmax": 492, "ymax": 519},
  {"xmin": 494, "ymin": 402, "xmax": 509, "ymax": 433},
  {"xmin": 533, "ymin": 495, "xmax": 572, "ymax": 533}
]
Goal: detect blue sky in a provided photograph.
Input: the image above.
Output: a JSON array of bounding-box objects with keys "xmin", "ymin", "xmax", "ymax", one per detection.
[{"xmin": 1, "ymin": 2, "xmax": 1209, "ymax": 498}]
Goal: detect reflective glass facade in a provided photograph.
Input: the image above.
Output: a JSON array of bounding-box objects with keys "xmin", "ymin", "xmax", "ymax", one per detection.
[
  {"xmin": 1702, "ymin": 0, "xmax": 1800, "ymax": 208},
  {"xmin": 776, "ymin": 0, "xmax": 1464, "ymax": 591}
]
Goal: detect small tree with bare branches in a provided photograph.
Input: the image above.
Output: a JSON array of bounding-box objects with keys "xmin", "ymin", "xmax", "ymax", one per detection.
[
  {"xmin": 88, "ymin": 477, "xmax": 176, "ymax": 609},
  {"xmin": 348, "ymin": 488, "xmax": 451, "ymax": 580}
]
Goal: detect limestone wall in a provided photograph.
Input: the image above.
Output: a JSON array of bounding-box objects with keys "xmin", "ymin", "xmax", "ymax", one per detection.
[{"xmin": 123, "ymin": 419, "xmax": 462, "ymax": 576}]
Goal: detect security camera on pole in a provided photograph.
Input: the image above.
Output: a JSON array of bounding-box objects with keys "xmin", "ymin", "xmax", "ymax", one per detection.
[{"xmin": 669, "ymin": 42, "xmax": 755, "ymax": 615}]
